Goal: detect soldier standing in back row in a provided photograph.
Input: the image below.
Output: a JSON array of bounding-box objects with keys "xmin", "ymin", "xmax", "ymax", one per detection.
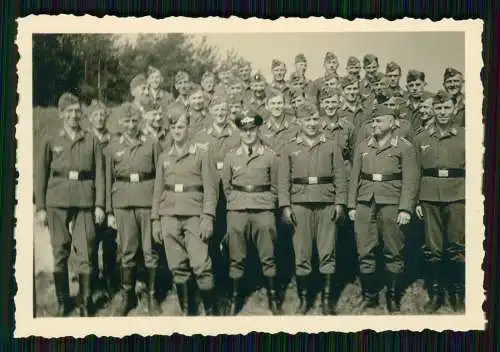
[
  {"xmin": 442, "ymin": 67, "xmax": 465, "ymax": 127},
  {"xmin": 348, "ymin": 105, "xmax": 419, "ymax": 313},
  {"xmin": 414, "ymin": 90, "xmax": 466, "ymax": 313},
  {"xmin": 146, "ymin": 65, "xmax": 174, "ymax": 108},
  {"xmin": 278, "ymin": 102, "xmax": 348, "ymax": 315},
  {"xmin": 105, "ymin": 102, "xmax": 161, "ymax": 316},
  {"xmin": 35, "ymin": 93, "xmax": 106, "ymax": 317},
  {"xmin": 313, "ymin": 52, "xmax": 340, "ymax": 99},
  {"xmin": 385, "ymin": 61, "xmax": 408, "ymax": 99}
]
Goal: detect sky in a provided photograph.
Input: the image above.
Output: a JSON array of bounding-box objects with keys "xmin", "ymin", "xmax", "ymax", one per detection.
[{"xmin": 119, "ymin": 32, "xmax": 465, "ymax": 93}]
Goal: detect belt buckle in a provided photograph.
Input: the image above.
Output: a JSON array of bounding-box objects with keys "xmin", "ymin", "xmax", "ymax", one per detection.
[
  {"xmin": 438, "ymin": 169, "xmax": 449, "ymax": 178},
  {"xmin": 372, "ymin": 173, "xmax": 383, "ymax": 182},
  {"xmin": 130, "ymin": 173, "xmax": 140, "ymax": 182},
  {"xmin": 245, "ymin": 185, "xmax": 254, "ymax": 192},
  {"xmin": 68, "ymin": 171, "xmax": 79, "ymax": 180},
  {"xmin": 216, "ymin": 162, "xmax": 224, "ymax": 170},
  {"xmin": 308, "ymin": 176, "xmax": 318, "ymax": 185},
  {"xmin": 174, "ymin": 184, "xmax": 184, "ymax": 193}
]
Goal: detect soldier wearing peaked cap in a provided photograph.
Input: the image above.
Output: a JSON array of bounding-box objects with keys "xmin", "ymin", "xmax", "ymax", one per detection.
[
  {"xmin": 313, "ymin": 52, "xmax": 340, "ymax": 101},
  {"xmin": 151, "ymin": 112, "xmax": 219, "ymax": 316},
  {"xmin": 442, "ymin": 67, "xmax": 465, "ymax": 127},
  {"xmin": 346, "ymin": 56, "xmax": 361, "ymax": 80},
  {"xmin": 385, "ymin": 61, "xmax": 408, "ymax": 99},
  {"xmin": 104, "ymin": 101, "xmax": 162, "ymax": 317},
  {"xmin": 146, "ymin": 65, "xmax": 174, "ymax": 108},
  {"xmin": 278, "ymin": 101, "xmax": 348, "ymax": 315},
  {"xmin": 414, "ymin": 90, "xmax": 466, "ymax": 313},
  {"xmin": 86, "ymin": 99, "xmax": 120, "ymax": 300},
  {"xmin": 130, "ymin": 74, "xmax": 149, "ymax": 115},
  {"xmin": 222, "ymin": 113, "xmax": 281, "ymax": 315},
  {"xmin": 347, "ymin": 103, "xmax": 419, "ymax": 313},
  {"xmin": 35, "ymin": 92, "xmax": 106, "ymax": 317}
]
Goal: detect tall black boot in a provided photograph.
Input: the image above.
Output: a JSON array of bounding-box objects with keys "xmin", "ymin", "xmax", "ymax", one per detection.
[
  {"xmin": 229, "ymin": 278, "xmax": 242, "ymax": 316},
  {"xmin": 295, "ymin": 275, "xmax": 309, "ymax": 315},
  {"xmin": 449, "ymin": 261, "xmax": 465, "ymax": 312},
  {"xmin": 386, "ymin": 271, "xmax": 404, "ymax": 314},
  {"xmin": 321, "ymin": 274, "xmax": 336, "ymax": 315},
  {"xmin": 424, "ymin": 262, "xmax": 444, "ymax": 314},
  {"xmin": 79, "ymin": 273, "xmax": 93, "ymax": 317},
  {"xmin": 175, "ymin": 282, "xmax": 190, "ymax": 316},
  {"xmin": 266, "ymin": 276, "xmax": 281, "ymax": 315},
  {"xmin": 147, "ymin": 268, "xmax": 162, "ymax": 316},
  {"xmin": 112, "ymin": 267, "xmax": 137, "ymax": 316},
  {"xmin": 200, "ymin": 288, "xmax": 217, "ymax": 316},
  {"xmin": 53, "ymin": 270, "xmax": 70, "ymax": 317},
  {"xmin": 359, "ymin": 273, "xmax": 379, "ymax": 311}
]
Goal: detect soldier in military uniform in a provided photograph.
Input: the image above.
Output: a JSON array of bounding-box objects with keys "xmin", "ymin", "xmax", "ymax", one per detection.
[
  {"xmin": 385, "ymin": 61, "xmax": 408, "ymax": 99},
  {"xmin": 348, "ymin": 105, "xmax": 419, "ymax": 313},
  {"xmin": 414, "ymin": 90, "xmax": 466, "ymax": 313},
  {"xmin": 293, "ymin": 54, "xmax": 316, "ymax": 99},
  {"xmin": 245, "ymin": 73, "xmax": 269, "ymax": 120},
  {"xmin": 104, "ymin": 102, "xmax": 161, "ymax": 316},
  {"xmin": 214, "ymin": 63, "xmax": 232, "ymax": 98},
  {"xmin": 146, "ymin": 65, "xmax": 174, "ymax": 108},
  {"xmin": 360, "ymin": 54, "xmax": 381, "ymax": 97},
  {"xmin": 228, "ymin": 93, "xmax": 246, "ymax": 130},
  {"xmin": 201, "ymin": 71, "xmax": 216, "ymax": 108},
  {"xmin": 167, "ymin": 71, "xmax": 192, "ymax": 116},
  {"xmin": 222, "ymin": 113, "xmax": 281, "ymax": 315},
  {"xmin": 227, "ymin": 75, "xmax": 246, "ymax": 98},
  {"xmin": 270, "ymin": 59, "xmax": 289, "ymax": 95},
  {"xmin": 399, "ymin": 70, "xmax": 434, "ymax": 129},
  {"xmin": 186, "ymin": 84, "xmax": 211, "ymax": 136},
  {"xmin": 141, "ymin": 98, "xmax": 173, "ymax": 151},
  {"xmin": 35, "ymin": 92, "xmax": 106, "ymax": 317},
  {"xmin": 413, "ymin": 95, "xmax": 435, "ymax": 132},
  {"xmin": 151, "ymin": 112, "xmax": 218, "ymax": 316},
  {"xmin": 278, "ymin": 102, "xmax": 348, "ymax": 315},
  {"xmin": 346, "ymin": 56, "xmax": 361, "ymax": 81},
  {"xmin": 130, "ymin": 74, "xmax": 149, "ymax": 116},
  {"xmin": 442, "ymin": 67, "xmax": 465, "ymax": 127},
  {"xmin": 313, "ymin": 52, "xmax": 340, "ymax": 98},
  {"xmin": 237, "ymin": 60, "xmax": 253, "ymax": 95},
  {"xmin": 338, "ymin": 75, "xmax": 372, "ymax": 141},
  {"xmin": 86, "ymin": 100, "xmax": 119, "ymax": 299}
]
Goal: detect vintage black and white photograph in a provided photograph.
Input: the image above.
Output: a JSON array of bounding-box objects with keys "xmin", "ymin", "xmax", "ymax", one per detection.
[{"xmin": 15, "ymin": 16, "xmax": 484, "ymax": 336}]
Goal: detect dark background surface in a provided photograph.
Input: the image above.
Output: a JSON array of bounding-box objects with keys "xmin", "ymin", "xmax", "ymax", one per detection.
[{"xmin": 2, "ymin": 1, "xmax": 498, "ymax": 349}]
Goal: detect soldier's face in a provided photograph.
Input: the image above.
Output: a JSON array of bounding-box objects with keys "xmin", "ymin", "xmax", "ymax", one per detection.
[
  {"xmin": 272, "ymin": 64, "xmax": 287, "ymax": 81},
  {"xmin": 145, "ymin": 109, "xmax": 164, "ymax": 131},
  {"xmin": 291, "ymin": 95, "xmax": 306, "ymax": 109},
  {"xmin": 61, "ymin": 103, "xmax": 82, "ymax": 129},
  {"xmin": 239, "ymin": 65, "xmax": 251, "ymax": 81},
  {"xmin": 386, "ymin": 69, "xmax": 401, "ymax": 88},
  {"xmin": 406, "ymin": 79, "xmax": 426, "ymax": 98},
  {"xmin": 89, "ymin": 109, "xmax": 107, "ymax": 130},
  {"xmin": 229, "ymin": 103, "xmax": 242, "ymax": 120},
  {"xmin": 211, "ymin": 103, "xmax": 228, "ymax": 125},
  {"xmin": 324, "ymin": 78, "xmax": 339, "ymax": 90},
  {"xmin": 175, "ymin": 78, "xmax": 190, "ymax": 95},
  {"xmin": 219, "ymin": 71, "xmax": 230, "ymax": 84},
  {"xmin": 201, "ymin": 76, "xmax": 215, "ymax": 92},
  {"xmin": 295, "ymin": 62, "xmax": 307, "ymax": 76},
  {"xmin": 300, "ymin": 113, "xmax": 321, "ymax": 137},
  {"xmin": 382, "ymin": 97, "xmax": 399, "ymax": 110},
  {"xmin": 229, "ymin": 83, "xmax": 244, "ymax": 96},
  {"xmin": 240, "ymin": 127, "xmax": 258, "ymax": 146},
  {"xmin": 343, "ymin": 83, "xmax": 360, "ymax": 103},
  {"xmin": 418, "ymin": 98, "xmax": 434, "ymax": 122},
  {"xmin": 433, "ymin": 99, "xmax": 454, "ymax": 125},
  {"xmin": 325, "ymin": 59, "xmax": 339, "ymax": 73},
  {"xmin": 252, "ymin": 82, "xmax": 266, "ymax": 97},
  {"xmin": 266, "ymin": 95, "xmax": 284, "ymax": 117},
  {"xmin": 171, "ymin": 118, "xmax": 189, "ymax": 143},
  {"xmin": 347, "ymin": 64, "xmax": 361, "ymax": 76},
  {"xmin": 132, "ymin": 84, "xmax": 147, "ymax": 98},
  {"xmin": 290, "ymin": 80, "xmax": 304, "ymax": 90},
  {"xmin": 148, "ymin": 71, "xmax": 163, "ymax": 89},
  {"xmin": 444, "ymin": 74, "xmax": 463, "ymax": 97},
  {"xmin": 189, "ymin": 91, "xmax": 205, "ymax": 111},
  {"xmin": 121, "ymin": 115, "xmax": 140, "ymax": 136},
  {"xmin": 373, "ymin": 80, "xmax": 387, "ymax": 95},
  {"xmin": 372, "ymin": 115, "xmax": 394, "ymax": 137},
  {"xmin": 320, "ymin": 96, "xmax": 340, "ymax": 116},
  {"xmin": 364, "ymin": 61, "xmax": 379, "ymax": 76}
]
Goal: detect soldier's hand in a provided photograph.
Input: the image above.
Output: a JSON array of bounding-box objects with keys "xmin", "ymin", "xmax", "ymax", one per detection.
[
  {"xmin": 107, "ymin": 214, "xmax": 117, "ymax": 230},
  {"xmin": 282, "ymin": 207, "xmax": 297, "ymax": 227},
  {"xmin": 348, "ymin": 209, "xmax": 356, "ymax": 222},
  {"xmin": 95, "ymin": 207, "xmax": 105, "ymax": 225},
  {"xmin": 36, "ymin": 210, "xmax": 48, "ymax": 227},
  {"xmin": 332, "ymin": 205, "xmax": 345, "ymax": 223},
  {"xmin": 200, "ymin": 215, "xmax": 214, "ymax": 242},
  {"xmin": 152, "ymin": 219, "xmax": 162, "ymax": 244},
  {"xmin": 415, "ymin": 205, "xmax": 424, "ymax": 220},
  {"xmin": 397, "ymin": 211, "xmax": 412, "ymax": 226}
]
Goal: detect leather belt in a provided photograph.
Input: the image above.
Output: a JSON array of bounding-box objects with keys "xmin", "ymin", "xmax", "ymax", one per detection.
[
  {"xmin": 164, "ymin": 184, "xmax": 204, "ymax": 193},
  {"xmin": 422, "ymin": 168, "xmax": 465, "ymax": 178},
  {"xmin": 292, "ymin": 176, "xmax": 333, "ymax": 185},
  {"xmin": 52, "ymin": 170, "xmax": 93, "ymax": 181},
  {"xmin": 360, "ymin": 172, "xmax": 402, "ymax": 182},
  {"xmin": 232, "ymin": 184, "xmax": 271, "ymax": 193},
  {"xmin": 115, "ymin": 172, "xmax": 155, "ymax": 183}
]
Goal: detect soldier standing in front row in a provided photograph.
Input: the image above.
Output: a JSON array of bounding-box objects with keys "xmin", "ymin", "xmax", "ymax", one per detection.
[
  {"xmin": 222, "ymin": 113, "xmax": 281, "ymax": 315},
  {"xmin": 414, "ymin": 91, "xmax": 466, "ymax": 313},
  {"xmin": 105, "ymin": 102, "xmax": 161, "ymax": 316},
  {"xmin": 348, "ymin": 105, "xmax": 419, "ymax": 313},
  {"xmin": 35, "ymin": 93, "xmax": 106, "ymax": 317},
  {"xmin": 278, "ymin": 102, "xmax": 348, "ymax": 315},
  {"xmin": 151, "ymin": 112, "xmax": 218, "ymax": 316}
]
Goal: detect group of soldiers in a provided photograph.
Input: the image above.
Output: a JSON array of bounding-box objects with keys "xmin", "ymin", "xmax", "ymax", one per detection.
[{"xmin": 34, "ymin": 51, "xmax": 466, "ymax": 317}]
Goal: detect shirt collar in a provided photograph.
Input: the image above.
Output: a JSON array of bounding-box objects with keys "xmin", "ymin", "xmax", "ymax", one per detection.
[
  {"xmin": 266, "ymin": 114, "xmax": 289, "ymax": 131},
  {"xmin": 428, "ymin": 124, "xmax": 458, "ymax": 137},
  {"xmin": 236, "ymin": 143, "xmax": 264, "ymax": 156},
  {"xmin": 367, "ymin": 135, "xmax": 399, "ymax": 148},
  {"xmin": 93, "ymin": 128, "xmax": 110, "ymax": 142},
  {"xmin": 60, "ymin": 127, "xmax": 84, "ymax": 141},
  {"xmin": 296, "ymin": 134, "xmax": 326, "ymax": 145}
]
